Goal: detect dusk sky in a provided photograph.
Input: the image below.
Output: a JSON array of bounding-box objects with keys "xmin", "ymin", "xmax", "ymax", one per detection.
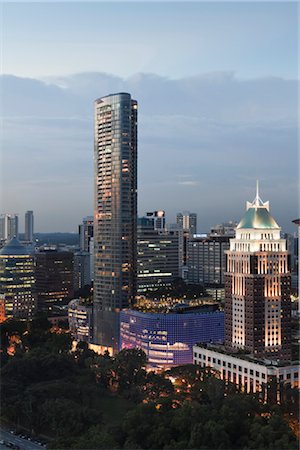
[{"xmin": 0, "ymin": 1, "xmax": 298, "ymax": 233}]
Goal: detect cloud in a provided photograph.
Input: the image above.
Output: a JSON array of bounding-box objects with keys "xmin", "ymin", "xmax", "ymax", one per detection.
[{"xmin": 0, "ymin": 71, "xmax": 297, "ymax": 232}]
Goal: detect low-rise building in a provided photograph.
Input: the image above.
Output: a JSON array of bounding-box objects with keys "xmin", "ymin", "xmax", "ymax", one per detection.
[
  {"xmin": 120, "ymin": 304, "xmax": 224, "ymax": 368},
  {"xmin": 68, "ymin": 298, "xmax": 93, "ymax": 342},
  {"xmin": 193, "ymin": 343, "xmax": 299, "ymax": 393}
]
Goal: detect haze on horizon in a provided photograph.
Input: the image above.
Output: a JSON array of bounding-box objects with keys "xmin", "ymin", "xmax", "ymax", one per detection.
[{"xmin": 0, "ymin": 1, "xmax": 298, "ymax": 233}]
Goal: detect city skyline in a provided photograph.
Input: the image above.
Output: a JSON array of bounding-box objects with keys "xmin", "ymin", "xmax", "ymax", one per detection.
[{"xmin": 1, "ymin": 2, "xmax": 298, "ymax": 233}]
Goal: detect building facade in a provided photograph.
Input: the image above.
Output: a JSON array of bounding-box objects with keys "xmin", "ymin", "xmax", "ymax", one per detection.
[
  {"xmin": 25, "ymin": 210, "xmax": 34, "ymax": 242},
  {"xmin": 193, "ymin": 344, "xmax": 298, "ymax": 393},
  {"xmin": 145, "ymin": 210, "xmax": 166, "ymax": 231},
  {"xmin": 35, "ymin": 247, "xmax": 74, "ymax": 311},
  {"xmin": 0, "ymin": 214, "xmax": 19, "ymax": 242},
  {"xmin": 0, "ymin": 237, "xmax": 36, "ymax": 320},
  {"xmin": 79, "ymin": 216, "xmax": 94, "ymax": 252},
  {"xmin": 193, "ymin": 187, "xmax": 296, "ymax": 396},
  {"xmin": 73, "ymin": 251, "xmax": 91, "ymax": 291},
  {"xmin": 68, "ymin": 298, "xmax": 94, "ymax": 342},
  {"xmin": 120, "ymin": 307, "xmax": 224, "ymax": 368},
  {"xmin": 187, "ymin": 235, "xmax": 230, "ymax": 286},
  {"xmin": 93, "ymin": 93, "xmax": 137, "ymax": 352},
  {"xmin": 225, "ymin": 189, "xmax": 291, "ymax": 361},
  {"xmin": 176, "ymin": 211, "xmax": 197, "ymax": 266},
  {"xmin": 137, "ymin": 222, "xmax": 180, "ymax": 293}
]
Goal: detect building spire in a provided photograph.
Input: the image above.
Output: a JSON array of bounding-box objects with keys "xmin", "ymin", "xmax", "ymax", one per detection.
[
  {"xmin": 246, "ymin": 180, "xmax": 270, "ymax": 211},
  {"xmin": 254, "ymin": 179, "xmax": 261, "ymax": 207}
]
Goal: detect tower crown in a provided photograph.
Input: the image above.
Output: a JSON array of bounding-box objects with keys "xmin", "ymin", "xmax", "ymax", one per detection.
[{"xmin": 237, "ymin": 182, "xmax": 279, "ymax": 230}]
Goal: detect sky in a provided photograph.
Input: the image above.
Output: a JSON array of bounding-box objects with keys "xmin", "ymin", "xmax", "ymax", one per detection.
[{"xmin": 0, "ymin": 1, "xmax": 298, "ymax": 233}]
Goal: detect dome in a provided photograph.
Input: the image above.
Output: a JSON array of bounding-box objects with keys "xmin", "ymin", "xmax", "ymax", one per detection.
[
  {"xmin": 237, "ymin": 207, "xmax": 279, "ymax": 230},
  {"xmin": 0, "ymin": 237, "xmax": 30, "ymax": 256}
]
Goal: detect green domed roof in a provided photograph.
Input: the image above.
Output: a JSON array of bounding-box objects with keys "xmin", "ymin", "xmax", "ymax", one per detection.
[
  {"xmin": 237, "ymin": 207, "xmax": 279, "ymax": 230},
  {"xmin": 0, "ymin": 237, "xmax": 30, "ymax": 256}
]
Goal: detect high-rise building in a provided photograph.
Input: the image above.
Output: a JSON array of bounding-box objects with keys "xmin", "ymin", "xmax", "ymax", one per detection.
[
  {"xmin": 210, "ymin": 221, "xmax": 237, "ymax": 237},
  {"xmin": 79, "ymin": 216, "xmax": 94, "ymax": 252},
  {"xmin": 193, "ymin": 186, "xmax": 297, "ymax": 396},
  {"xmin": 73, "ymin": 251, "xmax": 91, "ymax": 291},
  {"xmin": 0, "ymin": 214, "xmax": 19, "ymax": 242},
  {"xmin": 93, "ymin": 93, "xmax": 137, "ymax": 352},
  {"xmin": 35, "ymin": 247, "xmax": 74, "ymax": 311},
  {"xmin": 225, "ymin": 188, "xmax": 291, "ymax": 361},
  {"xmin": 187, "ymin": 235, "xmax": 230, "ymax": 286},
  {"xmin": 137, "ymin": 219, "xmax": 180, "ymax": 293},
  {"xmin": 145, "ymin": 210, "xmax": 166, "ymax": 231},
  {"xmin": 176, "ymin": 211, "xmax": 197, "ymax": 266},
  {"xmin": 0, "ymin": 237, "xmax": 36, "ymax": 320},
  {"xmin": 176, "ymin": 211, "xmax": 197, "ymax": 235},
  {"xmin": 25, "ymin": 210, "xmax": 34, "ymax": 242}
]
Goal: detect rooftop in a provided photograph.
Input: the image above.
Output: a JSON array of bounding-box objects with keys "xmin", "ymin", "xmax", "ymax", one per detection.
[
  {"xmin": 195, "ymin": 343, "xmax": 299, "ymax": 367},
  {"xmin": 237, "ymin": 182, "xmax": 279, "ymax": 230},
  {"xmin": 0, "ymin": 237, "xmax": 30, "ymax": 256}
]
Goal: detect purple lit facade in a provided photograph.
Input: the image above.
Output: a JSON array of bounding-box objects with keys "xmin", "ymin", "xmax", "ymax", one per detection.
[{"xmin": 120, "ymin": 309, "xmax": 224, "ymax": 368}]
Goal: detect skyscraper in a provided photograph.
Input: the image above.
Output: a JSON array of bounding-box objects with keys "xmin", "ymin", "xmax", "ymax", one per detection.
[
  {"xmin": 0, "ymin": 214, "xmax": 19, "ymax": 242},
  {"xmin": 176, "ymin": 211, "xmax": 197, "ymax": 266},
  {"xmin": 225, "ymin": 186, "xmax": 291, "ymax": 360},
  {"xmin": 94, "ymin": 93, "xmax": 137, "ymax": 352},
  {"xmin": 193, "ymin": 186, "xmax": 296, "ymax": 396},
  {"xmin": 25, "ymin": 210, "xmax": 34, "ymax": 242},
  {"xmin": 35, "ymin": 247, "xmax": 74, "ymax": 311},
  {"xmin": 79, "ymin": 216, "xmax": 94, "ymax": 252},
  {"xmin": 176, "ymin": 211, "xmax": 197, "ymax": 235}
]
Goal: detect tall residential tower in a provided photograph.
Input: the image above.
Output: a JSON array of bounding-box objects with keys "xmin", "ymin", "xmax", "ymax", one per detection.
[
  {"xmin": 25, "ymin": 210, "xmax": 34, "ymax": 242},
  {"xmin": 94, "ymin": 93, "xmax": 137, "ymax": 352}
]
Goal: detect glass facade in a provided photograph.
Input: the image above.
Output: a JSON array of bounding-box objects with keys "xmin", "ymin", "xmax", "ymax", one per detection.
[
  {"xmin": 0, "ymin": 238, "xmax": 36, "ymax": 319},
  {"xmin": 120, "ymin": 309, "xmax": 224, "ymax": 368},
  {"xmin": 94, "ymin": 93, "xmax": 137, "ymax": 352}
]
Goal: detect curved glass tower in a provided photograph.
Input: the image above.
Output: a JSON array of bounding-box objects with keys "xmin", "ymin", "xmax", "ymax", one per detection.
[{"xmin": 94, "ymin": 93, "xmax": 137, "ymax": 353}]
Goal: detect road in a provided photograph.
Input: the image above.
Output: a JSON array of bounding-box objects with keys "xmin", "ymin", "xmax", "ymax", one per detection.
[{"xmin": 0, "ymin": 429, "xmax": 45, "ymax": 450}]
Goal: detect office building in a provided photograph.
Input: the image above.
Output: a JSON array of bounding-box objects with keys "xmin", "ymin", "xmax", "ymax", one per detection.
[
  {"xmin": 187, "ymin": 235, "xmax": 230, "ymax": 286},
  {"xmin": 0, "ymin": 237, "xmax": 36, "ymax": 320},
  {"xmin": 79, "ymin": 216, "xmax": 94, "ymax": 252},
  {"xmin": 176, "ymin": 211, "xmax": 197, "ymax": 266},
  {"xmin": 0, "ymin": 214, "xmax": 19, "ymax": 242},
  {"xmin": 176, "ymin": 211, "xmax": 197, "ymax": 235},
  {"xmin": 89, "ymin": 237, "xmax": 94, "ymax": 282},
  {"xmin": 120, "ymin": 304, "xmax": 224, "ymax": 368},
  {"xmin": 210, "ymin": 221, "xmax": 237, "ymax": 237},
  {"xmin": 137, "ymin": 218, "xmax": 180, "ymax": 292},
  {"xmin": 35, "ymin": 247, "xmax": 74, "ymax": 311},
  {"xmin": 145, "ymin": 210, "xmax": 166, "ymax": 231},
  {"xmin": 193, "ymin": 186, "xmax": 296, "ymax": 395},
  {"xmin": 25, "ymin": 210, "xmax": 34, "ymax": 242},
  {"xmin": 68, "ymin": 299, "xmax": 94, "ymax": 343},
  {"xmin": 93, "ymin": 93, "xmax": 137, "ymax": 352},
  {"xmin": 73, "ymin": 251, "xmax": 91, "ymax": 291}
]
